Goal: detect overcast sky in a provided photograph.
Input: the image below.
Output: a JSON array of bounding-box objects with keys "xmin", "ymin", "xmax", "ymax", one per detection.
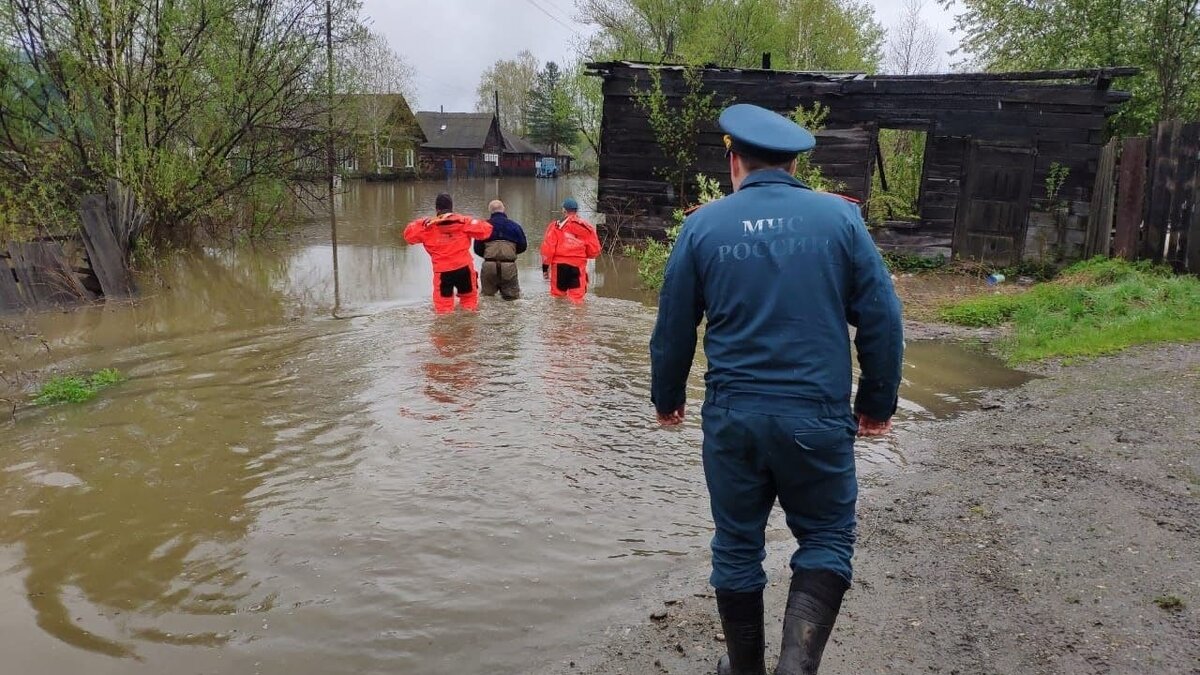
[{"xmin": 361, "ymin": 0, "xmax": 963, "ymax": 113}]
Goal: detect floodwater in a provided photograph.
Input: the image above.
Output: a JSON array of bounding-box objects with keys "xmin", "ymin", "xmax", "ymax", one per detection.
[{"xmin": 0, "ymin": 177, "xmax": 1029, "ymax": 675}]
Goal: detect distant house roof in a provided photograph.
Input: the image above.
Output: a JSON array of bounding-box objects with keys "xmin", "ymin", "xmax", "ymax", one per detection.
[
  {"xmin": 503, "ymin": 131, "xmax": 541, "ymax": 155},
  {"xmin": 415, "ymin": 112, "xmax": 497, "ymax": 150},
  {"xmin": 503, "ymin": 130, "xmax": 575, "ymax": 158}
]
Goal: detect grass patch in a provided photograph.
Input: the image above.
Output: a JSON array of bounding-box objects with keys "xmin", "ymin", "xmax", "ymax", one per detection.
[
  {"xmin": 939, "ymin": 258, "xmax": 1200, "ymax": 362},
  {"xmin": 882, "ymin": 251, "xmax": 948, "ymax": 274},
  {"xmin": 34, "ymin": 368, "xmax": 125, "ymax": 405},
  {"xmin": 1154, "ymin": 595, "xmax": 1186, "ymax": 612}
]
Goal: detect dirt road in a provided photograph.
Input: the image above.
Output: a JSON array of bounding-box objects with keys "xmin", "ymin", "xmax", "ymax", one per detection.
[{"xmin": 541, "ymin": 343, "xmax": 1200, "ymax": 675}]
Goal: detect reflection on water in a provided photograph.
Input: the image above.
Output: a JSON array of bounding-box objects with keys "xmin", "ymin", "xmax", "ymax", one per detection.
[{"xmin": 0, "ymin": 178, "xmax": 1030, "ymax": 674}]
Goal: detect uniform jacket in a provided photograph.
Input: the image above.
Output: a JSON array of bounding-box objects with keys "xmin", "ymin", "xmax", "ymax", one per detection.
[
  {"xmin": 649, "ymin": 169, "xmax": 904, "ymax": 421},
  {"xmin": 403, "ymin": 212, "xmax": 493, "ymax": 272},
  {"xmin": 475, "ymin": 212, "xmax": 528, "ymax": 258},
  {"xmin": 541, "ymin": 214, "xmax": 601, "ymax": 268}
]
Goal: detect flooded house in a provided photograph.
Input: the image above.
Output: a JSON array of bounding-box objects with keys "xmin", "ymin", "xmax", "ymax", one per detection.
[
  {"xmin": 414, "ymin": 111, "xmax": 506, "ymax": 179},
  {"xmin": 587, "ymin": 61, "xmax": 1136, "ymax": 264},
  {"xmin": 338, "ymin": 94, "xmax": 425, "ymax": 181},
  {"xmin": 502, "ymin": 133, "xmax": 574, "ymax": 177}
]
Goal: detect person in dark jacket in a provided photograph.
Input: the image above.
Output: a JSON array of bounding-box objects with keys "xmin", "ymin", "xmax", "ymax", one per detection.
[
  {"xmin": 650, "ymin": 104, "xmax": 904, "ymax": 675},
  {"xmin": 474, "ymin": 199, "xmax": 528, "ymax": 301}
]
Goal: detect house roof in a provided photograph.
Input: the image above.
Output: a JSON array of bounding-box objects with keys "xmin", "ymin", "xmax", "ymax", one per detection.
[
  {"xmin": 503, "ymin": 130, "xmax": 575, "ymax": 158},
  {"xmin": 503, "ymin": 132, "xmax": 541, "ymax": 155},
  {"xmin": 415, "ymin": 112, "xmax": 497, "ymax": 150}
]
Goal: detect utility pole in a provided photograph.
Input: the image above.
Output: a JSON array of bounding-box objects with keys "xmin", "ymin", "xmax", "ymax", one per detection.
[
  {"xmin": 111, "ymin": 0, "xmax": 122, "ymax": 181},
  {"xmin": 325, "ymin": 0, "xmax": 341, "ymax": 316}
]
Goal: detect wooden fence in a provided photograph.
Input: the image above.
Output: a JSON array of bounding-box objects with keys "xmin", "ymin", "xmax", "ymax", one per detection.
[
  {"xmin": 1088, "ymin": 120, "xmax": 1200, "ymax": 272},
  {"xmin": 0, "ymin": 182, "xmax": 142, "ymax": 313}
]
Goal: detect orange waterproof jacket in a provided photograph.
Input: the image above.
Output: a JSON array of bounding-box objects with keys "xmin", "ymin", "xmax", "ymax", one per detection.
[
  {"xmin": 541, "ymin": 214, "xmax": 601, "ymax": 267},
  {"xmin": 404, "ymin": 213, "xmax": 493, "ymax": 272}
]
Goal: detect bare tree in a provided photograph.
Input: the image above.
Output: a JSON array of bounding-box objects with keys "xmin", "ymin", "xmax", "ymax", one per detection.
[
  {"xmin": 885, "ymin": 0, "xmax": 941, "ymax": 75},
  {"xmin": 341, "ymin": 29, "xmax": 417, "ymax": 172},
  {"xmin": 474, "ymin": 50, "xmax": 540, "ymax": 134}
]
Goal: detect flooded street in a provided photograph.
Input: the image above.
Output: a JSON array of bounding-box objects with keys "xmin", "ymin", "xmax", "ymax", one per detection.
[{"xmin": 0, "ymin": 177, "xmax": 1028, "ymax": 674}]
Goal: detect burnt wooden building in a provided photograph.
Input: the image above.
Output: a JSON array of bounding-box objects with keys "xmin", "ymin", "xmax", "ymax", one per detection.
[{"xmin": 588, "ymin": 62, "xmax": 1135, "ymax": 263}]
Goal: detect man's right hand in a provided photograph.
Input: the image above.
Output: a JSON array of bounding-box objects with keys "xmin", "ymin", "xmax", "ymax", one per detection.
[
  {"xmin": 542, "ymin": 264, "xmax": 550, "ymax": 281},
  {"xmin": 856, "ymin": 413, "xmax": 893, "ymax": 437},
  {"xmin": 657, "ymin": 405, "xmax": 686, "ymax": 427}
]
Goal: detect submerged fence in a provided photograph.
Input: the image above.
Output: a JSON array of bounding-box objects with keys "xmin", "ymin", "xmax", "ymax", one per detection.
[{"xmin": 1089, "ymin": 120, "xmax": 1200, "ymax": 273}]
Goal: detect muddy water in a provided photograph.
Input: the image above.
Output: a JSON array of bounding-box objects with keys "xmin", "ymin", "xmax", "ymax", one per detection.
[{"xmin": 0, "ymin": 178, "xmax": 1029, "ymax": 674}]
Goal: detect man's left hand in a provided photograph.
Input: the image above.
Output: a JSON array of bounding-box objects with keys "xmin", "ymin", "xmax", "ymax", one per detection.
[{"xmin": 657, "ymin": 405, "xmax": 686, "ymax": 426}]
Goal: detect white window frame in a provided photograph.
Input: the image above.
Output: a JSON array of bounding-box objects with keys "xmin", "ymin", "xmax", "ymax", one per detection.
[
  {"xmin": 405, "ymin": 148, "xmax": 415, "ymax": 168},
  {"xmin": 483, "ymin": 152, "xmax": 499, "ymax": 164},
  {"xmin": 342, "ymin": 150, "xmax": 358, "ymax": 172},
  {"xmin": 380, "ymin": 147, "xmax": 394, "ymax": 168}
]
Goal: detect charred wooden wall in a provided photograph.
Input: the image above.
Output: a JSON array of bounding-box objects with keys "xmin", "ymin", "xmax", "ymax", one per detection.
[{"xmin": 591, "ymin": 62, "xmax": 1132, "ymax": 259}]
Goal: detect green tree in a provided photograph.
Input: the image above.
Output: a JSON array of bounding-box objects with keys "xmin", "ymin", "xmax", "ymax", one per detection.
[
  {"xmin": 474, "ymin": 50, "xmax": 541, "ymax": 134},
  {"xmin": 577, "ymin": 0, "xmax": 884, "ymax": 72},
  {"xmin": 0, "ymin": 0, "xmax": 367, "ymax": 246},
  {"xmin": 633, "ymin": 66, "xmax": 723, "ymax": 205},
  {"xmin": 566, "ymin": 60, "xmax": 604, "ymax": 162},
  {"xmin": 944, "ymin": 0, "xmax": 1200, "ymax": 133},
  {"xmin": 526, "ymin": 61, "xmax": 579, "ymax": 155}
]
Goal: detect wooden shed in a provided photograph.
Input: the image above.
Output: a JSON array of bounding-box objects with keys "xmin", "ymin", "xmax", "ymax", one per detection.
[{"xmin": 588, "ymin": 61, "xmax": 1136, "ymax": 264}]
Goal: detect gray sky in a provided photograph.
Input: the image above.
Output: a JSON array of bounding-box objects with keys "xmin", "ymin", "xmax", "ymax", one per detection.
[{"xmin": 361, "ymin": 0, "xmax": 963, "ymax": 113}]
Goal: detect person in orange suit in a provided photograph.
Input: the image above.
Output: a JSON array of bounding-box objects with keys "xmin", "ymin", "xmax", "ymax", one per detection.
[
  {"xmin": 403, "ymin": 192, "xmax": 493, "ymax": 314},
  {"xmin": 540, "ymin": 197, "xmax": 601, "ymax": 303}
]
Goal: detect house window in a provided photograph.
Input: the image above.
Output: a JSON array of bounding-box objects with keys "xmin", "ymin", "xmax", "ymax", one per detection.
[
  {"xmin": 483, "ymin": 152, "xmax": 499, "ymax": 164},
  {"xmin": 341, "ymin": 150, "xmax": 357, "ymax": 172},
  {"xmin": 405, "ymin": 148, "xmax": 415, "ymax": 168},
  {"xmin": 380, "ymin": 147, "xmax": 394, "ymax": 168}
]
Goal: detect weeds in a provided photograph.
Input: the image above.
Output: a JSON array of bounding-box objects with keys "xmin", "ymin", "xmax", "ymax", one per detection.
[
  {"xmin": 939, "ymin": 258, "xmax": 1200, "ymax": 362},
  {"xmin": 1154, "ymin": 595, "xmax": 1185, "ymax": 612},
  {"xmin": 883, "ymin": 251, "xmax": 947, "ymax": 273},
  {"xmin": 33, "ymin": 368, "xmax": 124, "ymax": 405}
]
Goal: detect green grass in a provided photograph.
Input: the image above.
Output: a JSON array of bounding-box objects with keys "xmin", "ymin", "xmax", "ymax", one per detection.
[
  {"xmin": 882, "ymin": 251, "xmax": 947, "ymax": 273},
  {"xmin": 939, "ymin": 258, "xmax": 1200, "ymax": 363},
  {"xmin": 34, "ymin": 368, "xmax": 125, "ymax": 405}
]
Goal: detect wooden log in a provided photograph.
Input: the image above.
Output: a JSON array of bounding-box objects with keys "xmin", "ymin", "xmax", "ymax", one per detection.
[
  {"xmin": 80, "ymin": 194, "xmax": 137, "ymax": 299},
  {"xmin": 0, "ymin": 254, "xmax": 24, "ymax": 311},
  {"xmin": 1085, "ymin": 138, "xmax": 1119, "ymax": 257},
  {"xmin": 1113, "ymin": 137, "xmax": 1149, "ymax": 259}
]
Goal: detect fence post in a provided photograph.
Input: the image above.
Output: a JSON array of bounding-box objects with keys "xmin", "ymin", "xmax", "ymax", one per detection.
[
  {"xmin": 1113, "ymin": 137, "xmax": 1148, "ymax": 260},
  {"xmin": 1142, "ymin": 120, "xmax": 1183, "ymax": 261},
  {"xmin": 1086, "ymin": 138, "xmax": 1119, "ymax": 257},
  {"xmin": 1167, "ymin": 123, "xmax": 1200, "ymax": 272}
]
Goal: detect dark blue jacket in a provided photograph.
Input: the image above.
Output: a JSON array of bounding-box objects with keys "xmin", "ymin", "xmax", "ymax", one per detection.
[
  {"xmin": 475, "ymin": 212, "xmax": 528, "ymax": 257},
  {"xmin": 649, "ymin": 169, "xmax": 904, "ymax": 421}
]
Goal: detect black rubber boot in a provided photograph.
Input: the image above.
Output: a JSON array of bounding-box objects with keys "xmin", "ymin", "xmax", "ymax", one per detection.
[
  {"xmin": 715, "ymin": 589, "xmax": 766, "ymax": 675},
  {"xmin": 774, "ymin": 569, "xmax": 849, "ymax": 675}
]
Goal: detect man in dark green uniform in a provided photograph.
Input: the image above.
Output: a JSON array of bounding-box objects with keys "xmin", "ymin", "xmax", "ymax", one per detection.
[{"xmin": 650, "ymin": 104, "xmax": 904, "ymax": 675}]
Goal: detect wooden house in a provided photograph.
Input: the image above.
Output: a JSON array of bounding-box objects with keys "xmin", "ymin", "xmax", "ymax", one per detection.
[
  {"xmin": 341, "ymin": 94, "xmax": 425, "ymax": 180},
  {"xmin": 501, "ymin": 132, "xmax": 575, "ymax": 176},
  {"xmin": 587, "ymin": 61, "xmax": 1136, "ymax": 264},
  {"xmin": 414, "ymin": 111, "xmax": 505, "ymax": 178}
]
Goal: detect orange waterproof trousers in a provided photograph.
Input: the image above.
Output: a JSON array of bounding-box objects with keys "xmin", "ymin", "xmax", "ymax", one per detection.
[
  {"xmin": 549, "ymin": 261, "xmax": 588, "ymax": 304},
  {"xmin": 433, "ymin": 265, "xmax": 479, "ymax": 314}
]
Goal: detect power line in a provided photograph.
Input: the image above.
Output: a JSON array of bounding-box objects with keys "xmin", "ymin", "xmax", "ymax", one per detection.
[{"xmin": 522, "ymin": 0, "xmax": 581, "ymax": 36}]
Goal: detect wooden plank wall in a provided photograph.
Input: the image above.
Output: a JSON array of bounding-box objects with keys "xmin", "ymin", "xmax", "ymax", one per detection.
[
  {"xmin": 1112, "ymin": 137, "xmax": 1149, "ymax": 259},
  {"xmin": 593, "ymin": 63, "xmax": 1125, "ymax": 242},
  {"xmin": 1092, "ymin": 120, "xmax": 1200, "ymax": 274},
  {"xmin": 1085, "ymin": 139, "xmax": 1119, "ymax": 257}
]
